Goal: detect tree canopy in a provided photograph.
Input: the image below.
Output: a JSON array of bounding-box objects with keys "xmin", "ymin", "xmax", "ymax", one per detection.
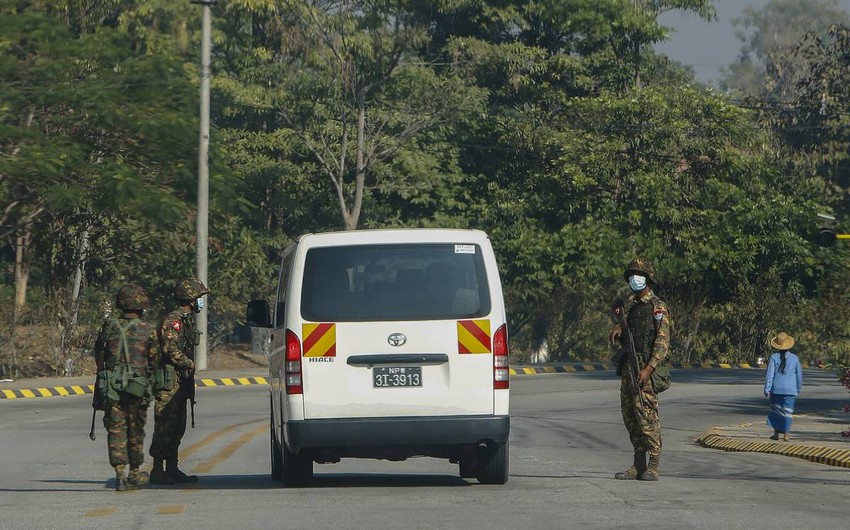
[{"xmin": 1, "ymin": 0, "xmax": 849, "ymax": 377}]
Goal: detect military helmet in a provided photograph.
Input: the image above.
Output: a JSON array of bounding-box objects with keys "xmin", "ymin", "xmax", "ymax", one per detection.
[
  {"xmin": 115, "ymin": 284, "xmax": 150, "ymax": 312},
  {"xmin": 173, "ymin": 276, "xmax": 209, "ymax": 300},
  {"xmin": 623, "ymin": 257, "xmax": 657, "ymax": 284}
]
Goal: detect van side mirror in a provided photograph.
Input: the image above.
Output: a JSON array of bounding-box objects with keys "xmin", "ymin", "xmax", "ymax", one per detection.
[{"xmin": 246, "ymin": 300, "xmax": 272, "ymax": 328}]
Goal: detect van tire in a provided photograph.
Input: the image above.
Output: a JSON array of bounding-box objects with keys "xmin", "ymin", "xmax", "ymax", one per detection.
[
  {"xmin": 476, "ymin": 441, "xmax": 509, "ymax": 485},
  {"xmin": 282, "ymin": 443, "xmax": 313, "ymax": 487},
  {"xmin": 270, "ymin": 398, "xmax": 282, "ymax": 481}
]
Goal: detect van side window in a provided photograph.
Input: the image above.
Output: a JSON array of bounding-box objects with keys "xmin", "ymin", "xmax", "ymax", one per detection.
[{"xmin": 274, "ymin": 246, "xmax": 295, "ymax": 328}]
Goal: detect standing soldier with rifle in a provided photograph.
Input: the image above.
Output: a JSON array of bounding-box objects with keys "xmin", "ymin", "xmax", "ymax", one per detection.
[
  {"xmin": 93, "ymin": 284, "xmax": 158, "ymax": 491},
  {"xmin": 609, "ymin": 257, "xmax": 671, "ymax": 482},
  {"xmin": 149, "ymin": 276, "xmax": 209, "ymax": 485}
]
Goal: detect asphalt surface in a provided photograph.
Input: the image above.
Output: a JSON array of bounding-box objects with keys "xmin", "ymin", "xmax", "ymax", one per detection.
[{"xmin": 3, "ymin": 363, "xmax": 849, "ymax": 468}]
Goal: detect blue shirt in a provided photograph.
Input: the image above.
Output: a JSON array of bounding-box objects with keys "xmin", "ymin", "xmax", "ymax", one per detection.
[{"xmin": 763, "ymin": 351, "xmax": 802, "ymax": 396}]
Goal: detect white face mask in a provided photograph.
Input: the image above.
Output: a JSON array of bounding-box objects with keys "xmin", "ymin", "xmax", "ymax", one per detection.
[
  {"xmin": 628, "ymin": 275, "xmax": 647, "ymax": 293},
  {"xmin": 196, "ymin": 297, "xmax": 205, "ymax": 311}
]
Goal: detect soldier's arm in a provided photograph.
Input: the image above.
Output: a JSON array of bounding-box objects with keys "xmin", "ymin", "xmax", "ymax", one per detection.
[
  {"xmin": 609, "ymin": 288, "xmax": 635, "ymax": 345},
  {"xmin": 160, "ymin": 319, "xmax": 195, "ymax": 370},
  {"xmin": 648, "ymin": 301, "xmax": 671, "ymax": 368}
]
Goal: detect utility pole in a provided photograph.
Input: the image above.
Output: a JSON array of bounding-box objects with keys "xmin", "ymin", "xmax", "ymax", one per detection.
[{"xmin": 192, "ymin": 0, "xmax": 215, "ymax": 370}]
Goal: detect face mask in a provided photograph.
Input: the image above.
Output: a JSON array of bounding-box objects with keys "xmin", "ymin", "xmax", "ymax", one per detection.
[
  {"xmin": 196, "ymin": 297, "xmax": 205, "ymax": 311},
  {"xmin": 628, "ymin": 275, "xmax": 647, "ymax": 293}
]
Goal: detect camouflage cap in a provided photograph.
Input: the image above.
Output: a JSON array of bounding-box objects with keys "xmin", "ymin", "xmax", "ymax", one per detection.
[
  {"xmin": 116, "ymin": 284, "xmax": 150, "ymax": 312},
  {"xmin": 173, "ymin": 276, "xmax": 209, "ymax": 300},
  {"xmin": 623, "ymin": 257, "xmax": 658, "ymax": 284}
]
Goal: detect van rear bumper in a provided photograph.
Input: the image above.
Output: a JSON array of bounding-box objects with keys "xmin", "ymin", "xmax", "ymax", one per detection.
[{"xmin": 285, "ymin": 415, "xmax": 509, "ymax": 455}]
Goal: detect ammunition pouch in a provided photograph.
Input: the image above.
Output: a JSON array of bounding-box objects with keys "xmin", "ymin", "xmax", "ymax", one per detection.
[
  {"xmin": 124, "ymin": 374, "xmax": 150, "ymax": 398},
  {"xmin": 650, "ymin": 364, "xmax": 672, "ymax": 393},
  {"xmin": 153, "ymin": 364, "xmax": 177, "ymax": 392},
  {"xmin": 101, "ymin": 366, "xmax": 152, "ymax": 403}
]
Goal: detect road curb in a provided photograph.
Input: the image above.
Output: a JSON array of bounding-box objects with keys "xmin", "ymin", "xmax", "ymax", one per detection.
[
  {"xmin": 695, "ymin": 429, "xmax": 850, "ymax": 469},
  {"xmin": 1, "ymin": 384, "xmax": 94, "ymax": 400},
  {"xmin": 0, "ymin": 377, "xmax": 270, "ymax": 400},
  {"xmin": 508, "ymin": 361, "xmax": 772, "ymax": 375},
  {"xmin": 0, "ymin": 362, "xmax": 819, "ymax": 399}
]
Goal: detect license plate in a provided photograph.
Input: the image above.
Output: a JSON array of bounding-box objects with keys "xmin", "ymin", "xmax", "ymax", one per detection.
[{"xmin": 373, "ymin": 366, "xmax": 422, "ymax": 388}]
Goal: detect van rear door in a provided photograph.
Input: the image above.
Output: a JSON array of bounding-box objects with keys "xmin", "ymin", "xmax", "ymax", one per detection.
[{"xmin": 296, "ymin": 242, "xmax": 499, "ymax": 420}]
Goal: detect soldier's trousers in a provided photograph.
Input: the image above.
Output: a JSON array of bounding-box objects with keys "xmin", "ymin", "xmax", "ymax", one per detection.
[
  {"xmin": 104, "ymin": 395, "xmax": 148, "ymax": 467},
  {"xmin": 149, "ymin": 385, "xmax": 189, "ymax": 461},
  {"xmin": 620, "ymin": 371, "xmax": 662, "ymax": 457}
]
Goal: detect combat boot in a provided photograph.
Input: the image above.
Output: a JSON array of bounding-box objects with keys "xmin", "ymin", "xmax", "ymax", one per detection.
[
  {"xmin": 166, "ymin": 459, "xmax": 198, "ymax": 483},
  {"xmin": 639, "ymin": 454, "xmax": 660, "ymax": 481},
  {"xmin": 114, "ymin": 465, "xmax": 128, "ymax": 492},
  {"xmin": 127, "ymin": 467, "xmax": 150, "ymax": 489},
  {"xmin": 615, "ymin": 453, "xmax": 646, "ymax": 480},
  {"xmin": 149, "ymin": 458, "xmax": 176, "ymax": 485}
]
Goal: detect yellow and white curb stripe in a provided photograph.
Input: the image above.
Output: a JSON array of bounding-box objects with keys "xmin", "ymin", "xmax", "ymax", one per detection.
[{"xmin": 696, "ymin": 430, "xmax": 850, "ymax": 469}]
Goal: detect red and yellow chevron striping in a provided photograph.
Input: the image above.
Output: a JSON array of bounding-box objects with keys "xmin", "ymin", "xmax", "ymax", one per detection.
[
  {"xmin": 457, "ymin": 319, "xmax": 491, "ymax": 354},
  {"xmin": 303, "ymin": 323, "xmax": 336, "ymax": 357}
]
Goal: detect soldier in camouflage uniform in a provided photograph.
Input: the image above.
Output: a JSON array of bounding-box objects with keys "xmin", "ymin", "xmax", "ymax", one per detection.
[
  {"xmin": 149, "ymin": 276, "xmax": 209, "ymax": 485},
  {"xmin": 94, "ymin": 284, "xmax": 158, "ymax": 491},
  {"xmin": 609, "ymin": 257, "xmax": 671, "ymax": 481}
]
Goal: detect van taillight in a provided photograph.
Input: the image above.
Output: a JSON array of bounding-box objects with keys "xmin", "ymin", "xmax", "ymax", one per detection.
[
  {"xmin": 493, "ymin": 323, "xmax": 509, "ymax": 390},
  {"xmin": 285, "ymin": 329, "xmax": 303, "ymax": 394}
]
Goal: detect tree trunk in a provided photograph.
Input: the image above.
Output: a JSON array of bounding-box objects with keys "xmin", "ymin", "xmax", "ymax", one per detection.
[
  {"xmin": 13, "ymin": 227, "xmax": 31, "ymax": 315},
  {"xmin": 345, "ymin": 93, "xmax": 367, "ymax": 231},
  {"xmin": 69, "ymin": 228, "xmax": 89, "ymax": 328},
  {"xmin": 529, "ymin": 315, "xmax": 550, "ymax": 363}
]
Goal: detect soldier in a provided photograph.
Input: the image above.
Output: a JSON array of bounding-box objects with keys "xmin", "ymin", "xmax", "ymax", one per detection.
[
  {"xmin": 94, "ymin": 284, "xmax": 158, "ymax": 491},
  {"xmin": 608, "ymin": 257, "xmax": 671, "ymax": 481},
  {"xmin": 149, "ymin": 276, "xmax": 209, "ymax": 485}
]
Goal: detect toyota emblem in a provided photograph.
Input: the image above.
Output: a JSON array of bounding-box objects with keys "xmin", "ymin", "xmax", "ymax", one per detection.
[{"xmin": 387, "ymin": 333, "xmax": 407, "ymax": 347}]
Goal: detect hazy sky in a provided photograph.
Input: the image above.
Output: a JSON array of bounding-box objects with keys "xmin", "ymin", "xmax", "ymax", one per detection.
[{"xmin": 654, "ymin": 0, "xmax": 850, "ymax": 84}]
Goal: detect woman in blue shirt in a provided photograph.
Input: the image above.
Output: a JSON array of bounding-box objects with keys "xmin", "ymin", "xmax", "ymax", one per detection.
[{"xmin": 763, "ymin": 332, "xmax": 803, "ymax": 441}]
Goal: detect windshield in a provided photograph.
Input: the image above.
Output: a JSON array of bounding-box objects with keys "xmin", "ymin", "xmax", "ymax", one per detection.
[{"xmin": 301, "ymin": 243, "xmax": 491, "ymax": 322}]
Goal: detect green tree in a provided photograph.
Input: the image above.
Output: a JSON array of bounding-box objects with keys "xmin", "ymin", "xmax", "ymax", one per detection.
[{"xmin": 722, "ymin": 0, "xmax": 850, "ymax": 96}]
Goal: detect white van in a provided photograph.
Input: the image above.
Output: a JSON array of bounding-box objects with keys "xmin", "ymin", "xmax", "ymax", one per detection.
[{"xmin": 246, "ymin": 228, "xmax": 510, "ymax": 486}]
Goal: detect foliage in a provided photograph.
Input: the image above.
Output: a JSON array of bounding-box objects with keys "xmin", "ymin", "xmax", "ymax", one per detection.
[
  {"xmin": 722, "ymin": 0, "xmax": 850, "ymax": 96},
  {"xmin": 1, "ymin": 0, "xmax": 850, "ymax": 377}
]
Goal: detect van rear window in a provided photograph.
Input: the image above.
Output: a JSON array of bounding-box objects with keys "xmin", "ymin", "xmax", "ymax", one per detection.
[{"xmin": 301, "ymin": 243, "xmax": 492, "ymax": 322}]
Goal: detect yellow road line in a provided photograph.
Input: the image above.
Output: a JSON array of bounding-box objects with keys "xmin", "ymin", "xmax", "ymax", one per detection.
[
  {"xmin": 157, "ymin": 505, "xmax": 185, "ymax": 515},
  {"xmin": 178, "ymin": 418, "xmax": 264, "ymax": 461},
  {"xmin": 192, "ymin": 424, "xmax": 267, "ymax": 474},
  {"xmin": 85, "ymin": 507, "xmax": 116, "ymax": 517}
]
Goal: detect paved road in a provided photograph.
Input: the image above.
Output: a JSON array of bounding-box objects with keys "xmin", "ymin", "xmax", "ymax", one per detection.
[{"xmin": 0, "ymin": 368, "xmax": 846, "ymax": 529}]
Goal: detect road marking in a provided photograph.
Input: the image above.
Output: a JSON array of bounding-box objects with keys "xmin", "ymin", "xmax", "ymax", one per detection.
[
  {"xmin": 192, "ymin": 424, "xmax": 267, "ymax": 474},
  {"xmin": 157, "ymin": 505, "xmax": 185, "ymax": 515},
  {"xmin": 85, "ymin": 507, "xmax": 116, "ymax": 517},
  {"xmin": 177, "ymin": 418, "xmax": 264, "ymax": 461}
]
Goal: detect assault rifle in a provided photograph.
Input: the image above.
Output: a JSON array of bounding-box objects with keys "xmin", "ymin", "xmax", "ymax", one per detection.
[
  {"xmin": 612, "ymin": 302, "xmax": 646, "ymax": 413},
  {"xmin": 187, "ymin": 369, "xmax": 196, "ymax": 429},
  {"xmin": 89, "ymin": 373, "xmax": 102, "ymax": 441},
  {"xmin": 180, "ymin": 313, "xmax": 198, "ymax": 428}
]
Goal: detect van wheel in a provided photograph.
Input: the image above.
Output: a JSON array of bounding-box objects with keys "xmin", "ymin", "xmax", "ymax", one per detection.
[
  {"xmin": 270, "ymin": 400, "xmax": 282, "ymax": 481},
  {"xmin": 476, "ymin": 441, "xmax": 509, "ymax": 485},
  {"xmin": 282, "ymin": 442, "xmax": 313, "ymax": 487}
]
